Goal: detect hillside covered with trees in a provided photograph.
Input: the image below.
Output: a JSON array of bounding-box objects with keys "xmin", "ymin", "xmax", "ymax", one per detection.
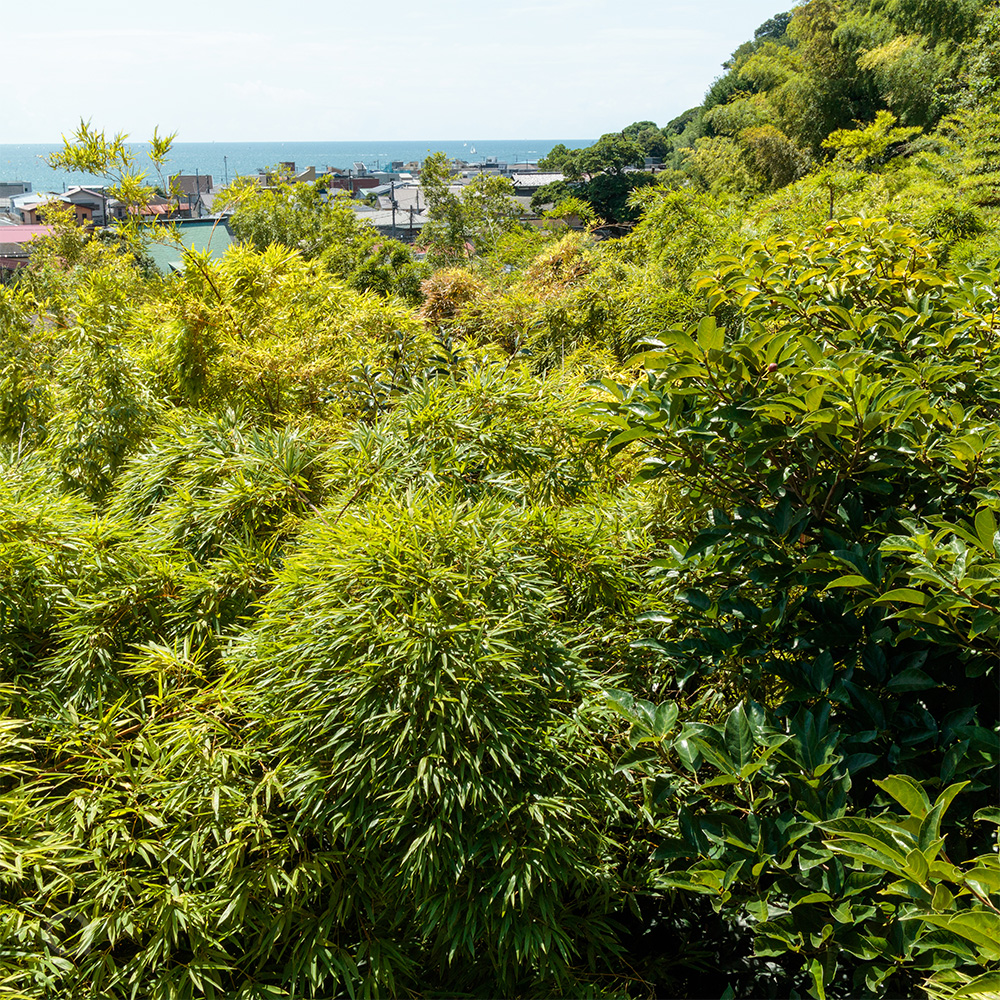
[{"xmin": 1, "ymin": 2, "xmax": 999, "ymax": 998}]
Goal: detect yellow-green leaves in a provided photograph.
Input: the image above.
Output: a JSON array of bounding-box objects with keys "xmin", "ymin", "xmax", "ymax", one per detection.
[
  {"xmin": 48, "ymin": 118, "xmax": 175, "ymax": 216},
  {"xmin": 822, "ymin": 111, "xmax": 922, "ymax": 168},
  {"xmin": 696, "ymin": 316, "xmax": 725, "ymax": 353},
  {"xmin": 818, "ymin": 776, "xmax": 999, "ymax": 970}
]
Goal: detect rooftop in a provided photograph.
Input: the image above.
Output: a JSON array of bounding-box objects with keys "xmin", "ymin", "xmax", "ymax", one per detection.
[
  {"xmin": 0, "ymin": 224, "xmax": 54, "ymax": 244},
  {"xmin": 143, "ymin": 219, "xmax": 234, "ymax": 275}
]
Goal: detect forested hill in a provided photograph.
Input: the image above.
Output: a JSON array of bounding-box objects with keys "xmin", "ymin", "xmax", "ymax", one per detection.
[
  {"xmin": 1, "ymin": 3, "xmax": 998, "ymax": 999},
  {"xmin": 537, "ymin": 0, "xmax": 999, "ymax": 222}
]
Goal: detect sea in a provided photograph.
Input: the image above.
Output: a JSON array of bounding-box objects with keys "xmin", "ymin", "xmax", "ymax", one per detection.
[{"xmin": 0, "ymin": 140, "xmax": 592, "ymax": 194}]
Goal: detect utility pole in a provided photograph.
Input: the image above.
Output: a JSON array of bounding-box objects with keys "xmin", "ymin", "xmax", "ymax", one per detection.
[{"xmin": 391, "ymin": 179, "xmax": 397, "ymax": 239}]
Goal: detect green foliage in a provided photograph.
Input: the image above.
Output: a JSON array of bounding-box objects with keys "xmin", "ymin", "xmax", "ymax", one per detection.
[
  {"xmin": 965, "ymin": 2, "xmax": 1000, "ymax": 104},
  {"xmin": 419, "ymin": 152, "xmax": 525, "ymax": 262},
  {"xmin": 221, "ymin": 176, "xmax": 427, "ymax": 300},
  {"xmin": 0, "ymin": 362, "xmax": 657, "ymax": 998},
  {"xmin": 533, "ymin": 134, "xmax": 661, "ymax": 223},
  {"xmin": 529, "ymin": 178, "xmax": 573, "ymax": 213},
  {"xmin": 48, "ymin": 118, "xmax": 175, "ymax": 214},
  {"xmin": 231, "ymin": 492, "xmax": 629, "ymax": 996},
  {"xmin": 856, "ymin": 33, "xmax": 956, "ymax": 127},
  {"xmin": 882, "ymin": 0, "xmax": 984, "ymax": 45},
  {"xmin": 822, "ymin": 110, "xmax": 923, "ymax": 168},
  {"xmin": 626, "ymin": 188, "xmax": 738, "ymax": 323},
  {"xmin": 136, "ymin": 242, "xmax": 430, "ymax": 418},
  {"xmin": 0, "ymin": 284, "xmax": 51, "ymax": 448},
  {"xmin": 0, "ymin": 457, "xmax": 95, "ymax": 671},
  {"xmin": 222, "ymin": 175, "xmax": 340, "ymax": 255},
  {"xmin": 686, "ymin": 0, "xmax": 989, "ymax": 173},
  {"xmin": 2, "ymin": 253, "xmax": 157, "ymax": 500},
  {"xmin": 609, "ymin": 684, "xmax": 999, "ymax": 997},
  {"xmin": 622, "ymin": 120, "xmax": 671, "ymax": 159},
  {"xmin": 537, "ymin": 142, "xmax": 575, "ymax": 171},
  {"xmin": 684, "ymin": 135, "xmax": 759, "ymax": 195},
  {"xmin": 938, "ymin": 106, "xmax": 1000, "ymax": 206},
  {"xmin": 577, "ymin": 171, "xmax": 657, "ymax": 224},
  {"xmin": 563, "ymin": 134, "xmax": 645, "ymax": 181},
  {"xmin": 7, "ymin": 14, "xmax": 1000, "ymax": 988},
  {"xmin": 543, "ymin": 195, "xmax": 596, "ymax": 225},
  {"xmin": 592, "ymin": 217, "xmax": 999, "ymax": 996}
]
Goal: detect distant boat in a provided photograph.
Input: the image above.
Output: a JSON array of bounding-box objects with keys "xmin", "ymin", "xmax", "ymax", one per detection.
[{"xmin": 470, "ymin": 146, "xmax": 477, "ymax": 154}]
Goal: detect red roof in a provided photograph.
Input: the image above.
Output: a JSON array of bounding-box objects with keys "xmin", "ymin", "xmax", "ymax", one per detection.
[
  {"xmin": 129, "ymin": 202, "xmax": 191, "ymax": 216},
  {"xmin": 0, "ymin": 225, "xmax": 53, "ymax": 244}
]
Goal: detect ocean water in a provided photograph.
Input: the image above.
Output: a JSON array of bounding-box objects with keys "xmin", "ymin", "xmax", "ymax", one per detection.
[{"xmin": 0, "ymin": 140, "xmax": 592, "ymax": 194}]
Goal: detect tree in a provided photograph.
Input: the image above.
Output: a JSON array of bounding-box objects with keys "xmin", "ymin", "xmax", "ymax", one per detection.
[
  {"xmin": 222, "ymin": 176, "xmax": 356, "ymax": 256},
  {"xmin": 419, "ymin": 152, "xmax": 523, "ymax": 259},
  {"xmin": 529, "ymin": 179, "xmax": 573, "ymax": 213},
  {"xmin": 938, "ymin": 105, "xmax": 1000, "ymax": 206},
  {"xmin": 755, "ymin": 10, "xmax": 792, "ymax": 40},
  {"xmin": 543, "ymin": 195, "xmax": 596, "ymax": 227},
  {"xmin": 857, "ymin": 33, "xmax": 960, "ymax": 127},
  {"xmin": 623, "ymin": 120, "xmax": 670, "ymax": 158},
  {"xmin": 965, "ymin": 1, "xmax": 1000, "ymax": 103},
  {"xmin": 537, "ymin": 142, "xmax": 576, "ymax": 171},
  {"xmin": 882, "ymin": 0, "xmax": 984, "ymax": 45},
  {"xmin": 563, "ymin": 132, "xmax": 644, "ymax": 181},
  {"xmin": 218, "ymin": 175, "xmax": 425, "ymax": 299},
  {"xmin": 740, "ymin": 123, "xmax": 811, "ymax": 187}
]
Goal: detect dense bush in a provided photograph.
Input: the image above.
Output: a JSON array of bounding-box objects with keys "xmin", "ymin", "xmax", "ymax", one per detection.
[{"xmin": 592, "ymin": 217, "xmax": 1000, "ymax": 998}]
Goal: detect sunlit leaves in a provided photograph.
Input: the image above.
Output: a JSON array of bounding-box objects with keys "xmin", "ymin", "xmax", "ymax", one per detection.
[{"xmin": 593, "ymin": 215, "xmax": 1000, "ymax": 998}]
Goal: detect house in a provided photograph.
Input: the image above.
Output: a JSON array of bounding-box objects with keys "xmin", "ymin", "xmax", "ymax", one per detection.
[
  {"xmin": 0, "ymin": 181, "xmax": 32, "ymax": 198},
  {"xmin": 0, "ymin": 224, "xmax": 52, "ymax": 282},
  {"xmin": 129, "ymin": 197, "xmax": 193, "ymax": 219},
  {"xmin": 102, "ymin": 195, "xmax": 193, "ymax": 222},
  {"xmin": 350, "ymin": 204, "xmax": 429, "ymax": 242},
  {"xmin": 366, "ymin": 182, "xmax": 424, "ymax": 215},
  {"xmin": 459, "ymin": 157, "xmax": 510, "ymax": 179},
  {"xmin": 63, "ymin": 186, "xmax": 109, "ymax": 226},
  {"xmin": 326, "ymin": 173, "xmax": 381, "ymax": 197},
  {"xmin": 13, "ymin": 192, "xmax": 92, "ymax": 225},
  {"xmin": 170, "ymin": 174, "xmax": 214, "ymax": 216},
  {"xmin": 509, "ymin": 172, "xmax": 565, "ymax": 195},
  {"xmin": 170, "ymin": 174, "xmax": 213, "ymax": 196}
]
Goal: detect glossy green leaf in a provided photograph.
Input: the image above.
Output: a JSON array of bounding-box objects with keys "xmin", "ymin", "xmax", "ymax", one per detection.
[
  {"xmin": 725, "ymin": 703, "xmax": 755, "ymax": 775},
  {"xmin": 874, "ymin": 775, "xmax": 931, "ymax": 818},
  {"xmin": 697, "ymin": 316, "xmax": 725, "ymax": 352}
]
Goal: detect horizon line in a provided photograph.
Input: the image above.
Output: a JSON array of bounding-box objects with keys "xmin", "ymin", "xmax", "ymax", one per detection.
[{"xmin": 3, "ymin": 137, "xmax": 596, "ymax": 146}]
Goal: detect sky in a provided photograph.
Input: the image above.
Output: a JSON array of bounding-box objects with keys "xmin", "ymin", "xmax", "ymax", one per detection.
[{"xmin": 8, "ymin": 0, "xmax": 792, "ymax": 143}]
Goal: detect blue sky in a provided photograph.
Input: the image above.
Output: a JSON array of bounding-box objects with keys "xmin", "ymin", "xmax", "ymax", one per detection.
[{"xmin": 9, "ymin": 0, "xmax": 794, "ymax": 142}]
